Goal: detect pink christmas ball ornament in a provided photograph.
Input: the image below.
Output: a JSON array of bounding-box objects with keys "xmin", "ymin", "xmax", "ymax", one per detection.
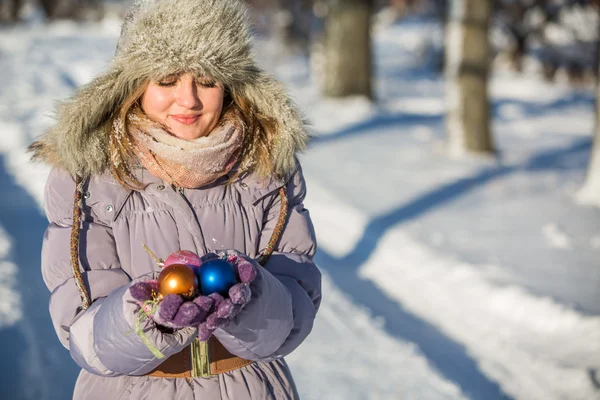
[{"xmin": 164, "ymin": 250, "xmax": 202, "ymax": 269}]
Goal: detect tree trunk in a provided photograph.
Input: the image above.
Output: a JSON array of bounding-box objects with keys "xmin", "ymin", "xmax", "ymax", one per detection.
[
  {"xmin": 323, "ymin": 0, "xmax": 373, "ymax": 99},
  {"xmin": 576, "ymin": 6, "xmax": 600, "ymax": 207},
  {"xmin": 10, "ymin": 0, "xmax": 22, "ymax": 21},
  {"xmin": 39, "ymin": 0, "xmax": 60, "ymax": 19},
  {"xmin": 577, "ymin": 104, "xmax": 600, "ymax": 206},
  {"xmin": 273, "ymin": 0, "xmax": 312, "ymax": 54},
  {"xmin": 445, "ymin": 0, "xmax": 494, "ymax": 156}
]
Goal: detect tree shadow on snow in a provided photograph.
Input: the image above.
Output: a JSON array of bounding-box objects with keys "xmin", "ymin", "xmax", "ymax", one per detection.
[
  {"xmin": 311, "ymin": 111, "xmax": 593, "ymax": 398},
  {"xmin": 337, "ymin": 137, "xmax": 591, "ymax": 269},
  {"xmin": 310, "ymin": 112, "xmax": 443, "ymax": 147},
  {"xmin": 0, "ymin": 154, "xmax": 79, "ymax": 400},
  {"xmin": 316, "ymin": 250, "xmax": 510, "ymax": 400},
  {"xmin": 492, "ymin": 92, "xmax": 594, "ymax": 122}
]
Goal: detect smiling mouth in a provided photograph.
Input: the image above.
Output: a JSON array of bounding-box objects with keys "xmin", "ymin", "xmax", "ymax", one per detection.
[{"xmin": 170, "ymin": 115, "xmax": 200, "ymax": 125}]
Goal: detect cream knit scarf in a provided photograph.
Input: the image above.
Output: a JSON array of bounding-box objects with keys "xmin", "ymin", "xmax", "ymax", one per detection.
[{"xmin": 123, "ymin": 109, "xmax": 244, "ymax": 188}]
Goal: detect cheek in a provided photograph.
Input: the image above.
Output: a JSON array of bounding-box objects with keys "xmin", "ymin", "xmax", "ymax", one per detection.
[
  {"xmin": 204, "ymin": 90, "xmax": 225, "ymax": 114},
  {"xmin": 141, "ymin": 88, "xmax": 172, "ymax": 118}
]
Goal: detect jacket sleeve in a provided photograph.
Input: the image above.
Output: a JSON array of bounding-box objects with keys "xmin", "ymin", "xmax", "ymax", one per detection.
[
  {"xmin": 214, "ymin": 163, "xmax": 322, "ymax": 361},
  {"xmin": 42, "ymin": 168, "xmax": 196, "ymax": 376}
]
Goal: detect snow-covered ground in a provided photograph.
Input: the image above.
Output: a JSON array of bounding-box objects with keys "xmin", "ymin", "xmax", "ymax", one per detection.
[{"xmin": 0, "ymin": 11, "xmax": 599, "ymax": 400}]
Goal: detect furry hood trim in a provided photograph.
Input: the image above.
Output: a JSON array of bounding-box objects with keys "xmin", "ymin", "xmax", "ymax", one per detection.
[{"xmin": 29, "ymin": 0, "xmax": 309, "ymax": 179}]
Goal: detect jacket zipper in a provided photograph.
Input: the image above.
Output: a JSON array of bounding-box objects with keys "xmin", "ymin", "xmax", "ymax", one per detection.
[
  {"xmin": 172, "ymin": 184, "xmax": 211, "ymax": 378},
  {"xmin": 172, "ymin": 184, "xmax": 208, "ymax": 254}
]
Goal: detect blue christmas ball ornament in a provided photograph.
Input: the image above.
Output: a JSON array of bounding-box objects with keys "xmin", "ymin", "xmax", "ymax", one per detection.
[{"xmin": 196, "ymin": 259, "xmax": 237, "ymax": 297}]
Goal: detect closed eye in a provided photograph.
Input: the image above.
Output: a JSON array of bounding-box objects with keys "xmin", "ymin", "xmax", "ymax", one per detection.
[
  {"xmin": 197, "ymin": 78, "xmax": 217, "ymax": 88},
  {"xmin": 157, "ymin": 75, "xmax": 178, "ymax": 87}
]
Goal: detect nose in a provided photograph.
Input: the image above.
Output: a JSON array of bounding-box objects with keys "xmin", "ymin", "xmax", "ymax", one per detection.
[{"xmin": 174, "ymin": 75, "xmax": 201, "ymax": 109}]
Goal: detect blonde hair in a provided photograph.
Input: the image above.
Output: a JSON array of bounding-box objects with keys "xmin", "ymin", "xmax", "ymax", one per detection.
[{"xmin": 108, "ymin": 80, "xmax": 278, "ymax": 190}]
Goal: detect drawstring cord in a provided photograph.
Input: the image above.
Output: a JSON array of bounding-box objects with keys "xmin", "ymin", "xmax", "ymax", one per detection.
[
  {"xmin": 71, "ymin": 174, "xmax": 92, "ymax": 310},
  {"xmin": 257, "ymin": 187, "xmax": 288, "ymax": 266}
]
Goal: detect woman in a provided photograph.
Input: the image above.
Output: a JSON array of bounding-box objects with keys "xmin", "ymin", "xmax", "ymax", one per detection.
[{"xmin": 28, "ymin": 0, "xmax": 321, "ymax": 399}]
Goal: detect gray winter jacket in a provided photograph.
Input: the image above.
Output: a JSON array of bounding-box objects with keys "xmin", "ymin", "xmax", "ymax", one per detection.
[
  {"xmin": 42, "ymin": 164, "xmax": 321, "ymax": 399},
  {"xmin": 33, "ymin": 1, "xmax": 319, "ymax": 397}
]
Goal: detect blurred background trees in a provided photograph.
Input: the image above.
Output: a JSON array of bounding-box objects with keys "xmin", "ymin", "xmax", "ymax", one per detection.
[
  {"xmin": 0, "ymin": 0, "xmax": 22, "ymax": 20},
  {"xmin": 2, "ymin": 0, "xmax": 599, "ymax": 203},
  {"xmin": 494, "ymin": 0, "xmax": 598, "ymax": 84},
  {"xmin": 1, "ymin": 0, "xmax": 106, "ymax": 21},
  {"xmin": 5, "ymin": 0, "xmax": 598, "ymax": 87}
]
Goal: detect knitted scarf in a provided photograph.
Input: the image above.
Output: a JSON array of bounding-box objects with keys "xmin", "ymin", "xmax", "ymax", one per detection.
[{"xmin": 123, "ymin": 109, "xmax": 244, "ymax": 188}]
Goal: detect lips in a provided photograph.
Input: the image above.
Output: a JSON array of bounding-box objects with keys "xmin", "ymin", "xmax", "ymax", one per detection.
[{"xmin": 170, "ymin": 114, "xmax": 200, "ymax": 125}]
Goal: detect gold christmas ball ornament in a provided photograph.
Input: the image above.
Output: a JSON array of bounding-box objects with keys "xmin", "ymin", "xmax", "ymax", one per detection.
[{"xmin": 157, "ymin": 264, "xmax": 198, "ymax": 299}]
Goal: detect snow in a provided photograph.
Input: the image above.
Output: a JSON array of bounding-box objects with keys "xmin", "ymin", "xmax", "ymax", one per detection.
[
  {"xmin": 0, "ymin": 11, "xmax": 599, "ymax": 400},
  {"xmin": 0, "ymin": 227, "xmax": 22, "ymax": 329},
  {"xmin": 287, "ymin": 273, "xmax": 467, "ymax": 400},
  {"xmin": 541, "ymin": 223, "xmax": 572, "ymax": 250}
]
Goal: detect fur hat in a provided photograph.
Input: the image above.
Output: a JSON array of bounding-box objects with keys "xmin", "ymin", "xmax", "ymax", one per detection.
[{"xmin": 29, "ymin": 0, "xmax": 309, "ymax": 178}]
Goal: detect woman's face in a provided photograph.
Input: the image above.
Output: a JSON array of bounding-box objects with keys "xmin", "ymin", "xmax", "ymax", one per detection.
[{"xmin": 141, "ymin": 72, "xmax": 224, "ymax": 140}]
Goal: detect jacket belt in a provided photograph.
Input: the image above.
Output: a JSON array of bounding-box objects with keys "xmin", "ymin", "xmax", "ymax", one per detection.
[{"xmin": 147, "ymin": 336, "xmax": 253, "ymax": 378}]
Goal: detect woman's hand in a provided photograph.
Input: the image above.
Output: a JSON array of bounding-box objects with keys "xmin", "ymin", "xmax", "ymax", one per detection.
[
  {"xmin": 129, "ymin": 280, "xmax": 209, "ymax": 329},
  {"xmin": 197, "ymin": 250, "xmax": 258, "ymax": 341},
  {"xmin": 128, "ymin": 250, "xmax": 258, "ymax": 334}
]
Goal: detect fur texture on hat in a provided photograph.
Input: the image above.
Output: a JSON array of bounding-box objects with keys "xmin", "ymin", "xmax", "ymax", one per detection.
[{"xmin": 29, "ymin": 0, "xmax": 309, "ymax": 179}]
